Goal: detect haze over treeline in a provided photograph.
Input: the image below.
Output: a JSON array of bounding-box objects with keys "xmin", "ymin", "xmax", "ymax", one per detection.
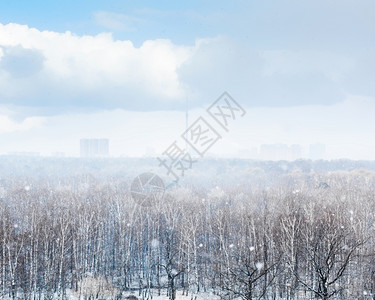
[{"xmin": 0, "ymin": 158, "xmax": 375, "ymax": 299}]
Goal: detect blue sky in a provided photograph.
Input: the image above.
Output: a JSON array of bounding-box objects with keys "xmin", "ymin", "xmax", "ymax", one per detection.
[
  {"xmin": 0, "ymin": 0, "xmax": 374, "ymax": 158},
  {"xmin": 2, "ymin": 0, "xmax": 374, "ymax": 48},
  {"xmin": 0, "ymin": 0, "xmax": 234, "ymax": 45}
]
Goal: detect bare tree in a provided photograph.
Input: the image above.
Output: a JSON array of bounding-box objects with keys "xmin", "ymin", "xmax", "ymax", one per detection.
[{"xmin": 296, "ymin": 206, "xmax": 365, "ymax": 299}]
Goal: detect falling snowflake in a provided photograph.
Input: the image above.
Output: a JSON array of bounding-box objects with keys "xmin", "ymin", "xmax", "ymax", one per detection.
[
  {"xmin": 256, "ymin": 262, "xmax": 264, "ymax": 270},
  {"xmin": 151, "ymin": 239, "xmax": 159, "ymax": 249}
]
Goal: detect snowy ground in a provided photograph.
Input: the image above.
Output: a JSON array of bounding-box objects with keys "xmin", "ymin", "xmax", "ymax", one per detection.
[{"xmin": 64, "ymin": 289, "xmax": 221, "ymax": 300}]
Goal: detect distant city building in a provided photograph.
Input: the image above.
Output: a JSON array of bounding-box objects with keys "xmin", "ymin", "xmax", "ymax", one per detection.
[
  {"xmin": 260, "ymin": 144, "xmax": 304, "ymax": 161},
  {"xmin": 309, "ymin": 143, "xmax": 326, "ymax": 160},
  {"xmin": 80, "ymin": 139, "xmax": 109, "ymax": 158}
]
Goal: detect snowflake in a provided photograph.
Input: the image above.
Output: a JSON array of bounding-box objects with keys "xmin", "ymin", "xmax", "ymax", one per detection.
[
  {"xmin": 151, "ymin": 239, "xmax": 159, "ymax": 249},
  {"xmin": 256, "ymin": 262, "xmax": 264, "ymax": 270}
]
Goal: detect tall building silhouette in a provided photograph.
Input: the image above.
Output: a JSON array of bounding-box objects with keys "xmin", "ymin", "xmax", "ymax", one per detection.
[
  {"xmin": 260, "ymin": 144, "xmax": 304, "ymax": 161},
  {"xmin": 80, "ymin": 139, "xmax": 109, "ymax": 157}
]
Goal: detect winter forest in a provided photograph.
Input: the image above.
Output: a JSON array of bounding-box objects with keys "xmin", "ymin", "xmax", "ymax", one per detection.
[
  {"xmin": 1, "ymin": 0, "xmax": 374, "ymax": 298},
  {"xmin": 1, "ymin": 157, "xmax": 375, "ymax": 300}
]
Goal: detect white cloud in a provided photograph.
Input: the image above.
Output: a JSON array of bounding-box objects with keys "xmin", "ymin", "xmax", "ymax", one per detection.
[
  {"xmin": 0, "ymin": 114, "xmax": 43, "ymax": 133},
  {"xmin": 0, "ymin": 22, "xmax": 372, "ymax": 113},
  {"xmin": 0, "ymin": 22, "xmax": 195, "ymax": 110}
]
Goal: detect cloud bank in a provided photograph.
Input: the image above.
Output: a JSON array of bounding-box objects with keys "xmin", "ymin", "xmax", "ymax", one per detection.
[
  {"xmin": 1, "ymin": 22, "xmax": 373, "ymax": 115},
  {"xmin": 0, "ymin": 23, "xmax": 193, "ymax": 112}
]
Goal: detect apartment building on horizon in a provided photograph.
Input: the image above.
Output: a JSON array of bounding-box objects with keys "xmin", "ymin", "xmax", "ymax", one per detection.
[{"xmin": 80, "ymin": 138, "xmax": 109, "ymax": 158}]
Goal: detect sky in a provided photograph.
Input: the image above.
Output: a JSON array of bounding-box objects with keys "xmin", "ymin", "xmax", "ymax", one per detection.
[{"xmin": 0, "ymin": 0, "xmax": 374, "ymax": 159}]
